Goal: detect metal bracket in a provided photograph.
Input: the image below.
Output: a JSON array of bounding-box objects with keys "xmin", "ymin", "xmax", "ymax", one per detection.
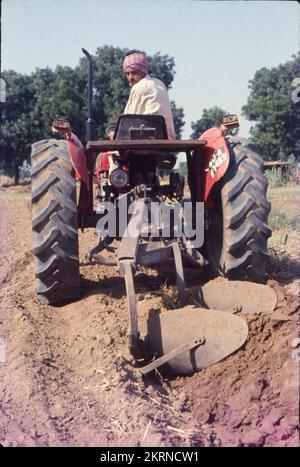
[
  {"xmin": 120, "ymin": 259, "xmax": 140, "ymax": 355},
  {"xmin": 86, "ymin": 237, "xmax": 117, "ymax": 265},
  {"xmin": 116, "ymin": 200, "xmax": 187, "ymax": 356},
  {"xmin": 120, "ymin": 240, "xmax": 186, "ymax": 356},
  {"xmin": 139, "ymin": 337, "xmax": 205, "ymax": 376}
]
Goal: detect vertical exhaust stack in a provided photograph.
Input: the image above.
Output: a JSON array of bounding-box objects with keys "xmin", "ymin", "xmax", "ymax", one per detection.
[
  {"xmin": 82, "ymin": 48, "xmax": 96, "ymax": 213},
  {"xmin": 82, "ymin": 48, "xmax": 95, "ymax": 142}
]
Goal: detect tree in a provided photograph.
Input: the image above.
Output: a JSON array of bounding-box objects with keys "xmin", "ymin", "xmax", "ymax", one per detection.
[
  {"xmin": 171, "ymin": 101, "xmax": 185, "ymax": 139},
  {"xmin": 242, "ymin": 53, "xmax": 300, "ymax": 161},
  {"xmin": 30, "ymin": 66, "xmax": 86, "ymax": 140},
  {"xmin": 148, "ymin": 52, "xmax": 176, "ymax": 90},
  {"xmin": 0, "ymin": 71, "xmax": 36, "ymax": 183},
  {"xmin": 0, "ymin": 67, "xmax": 87, "ymax": 183},
  {"xmin": 190, "ymin": 106, "xmax": 231, "ymax": 138}
]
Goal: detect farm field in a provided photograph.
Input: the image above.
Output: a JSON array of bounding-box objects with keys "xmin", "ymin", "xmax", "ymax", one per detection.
[{"xmin": 0, "ymin": 181, "xmax": 299, "ymax": 447}]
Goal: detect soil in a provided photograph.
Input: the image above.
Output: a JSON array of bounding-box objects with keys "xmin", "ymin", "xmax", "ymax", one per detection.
[{"xmin": 0, "ymin": 184, "xmax": 299, "ymax": 447}]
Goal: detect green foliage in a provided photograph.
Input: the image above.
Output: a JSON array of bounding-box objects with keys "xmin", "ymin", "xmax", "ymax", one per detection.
[
  {"xmin": 265, "ymin": 169, "xmax": 285, "ymax": 186},
  {"xmin": 148, "ymin": 53, "xmax": 175, "ymax": 90},
  {"xmin": 0, "ymin": 46, "xmax": 185, "ymax": 183},
  {"xmin": 269, "ymin": 208, "xmax": 300, "ymax": 231},
  {"xmin": 30, "ymin": 66, "xmax": 86, "ymax": 139},
  {"xmin": 171, "ymin": 101, "xmax": 185, "ymax": 139},
  {"xmin": 190, "ymin": 106, "xmax": 235, "ymax": 138},
  {"xmin": 268, "ymin": 184, "xmax": 300, "ymax": 231},
  {"xmin": 0, "ymin": 67, "xmax": 87, "ymax": 182},
  {"xmin": 242, "ymin": 53, "xmax": 300, "ymax": 161},
  {"xmin": 0, "ymin": 71, "xmax": 35, "ymax": 179}
]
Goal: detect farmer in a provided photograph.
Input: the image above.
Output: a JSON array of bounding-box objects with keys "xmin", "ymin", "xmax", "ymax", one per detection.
[{"xmin": 123, "ymin": 50, "xmax": 176, "ymax": 140}]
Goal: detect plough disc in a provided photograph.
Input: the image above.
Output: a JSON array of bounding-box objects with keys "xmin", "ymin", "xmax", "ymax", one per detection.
[
  {"xmin": 146, "ymin": 306, "xmax": 248, "ymax": 375},
  {"xmin": 200, "ymin": 279, "xmax": 277, "ymax": 315}
]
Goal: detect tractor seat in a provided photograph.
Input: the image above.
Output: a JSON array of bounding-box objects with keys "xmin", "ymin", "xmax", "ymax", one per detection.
[
  {"xmin": 114, "ymin": 114, "xmax": 176, "ymax": 171},
  {"xmin": 114, "ymin": 114, "xmax": 168, "ymax": 140}
]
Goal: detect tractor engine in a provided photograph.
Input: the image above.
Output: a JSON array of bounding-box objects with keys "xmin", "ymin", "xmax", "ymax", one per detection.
[{"xmin": 94, "ymin": 114, "xmax": 184, "ymax": 204}]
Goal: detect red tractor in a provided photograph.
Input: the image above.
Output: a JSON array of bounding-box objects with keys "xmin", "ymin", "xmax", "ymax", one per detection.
[{"xmin": 30, "ymin": 50, "xmax": 271, "ymax": 368}]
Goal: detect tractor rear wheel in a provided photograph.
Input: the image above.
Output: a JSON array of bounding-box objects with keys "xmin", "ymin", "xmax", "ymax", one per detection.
[
  {"xmin": 31, "ymin": 139, "xmax": 81, "ymax": 304},
  {"xmin": 204, "ymin": 137, "xmax": 271, "ymax": 283}
]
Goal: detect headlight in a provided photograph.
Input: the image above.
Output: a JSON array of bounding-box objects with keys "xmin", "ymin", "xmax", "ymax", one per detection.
[{"xmin": 109, "ymin": 168, "xmax": 129, "ymax": 189}]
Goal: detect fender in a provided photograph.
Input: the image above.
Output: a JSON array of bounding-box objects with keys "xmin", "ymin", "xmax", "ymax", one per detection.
[
  {"xmin": 65, "ymin": 131, "xmax": 89, "ymax": 214},
  {"xmin": 65, "ymin": 131, "xmax": 89, "ymax": 184},
  {"xmin": 95, "ymin": 151, "xmax": 111, "ymax": 176},
  {"xmin": 200, "ymin": 127, "xmax": 230, "ymax": 202}
]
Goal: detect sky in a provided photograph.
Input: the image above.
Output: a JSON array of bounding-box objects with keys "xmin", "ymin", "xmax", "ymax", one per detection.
[{"xmin": 1, "ymin": 0, "xmax": 299, "ymax": 138}]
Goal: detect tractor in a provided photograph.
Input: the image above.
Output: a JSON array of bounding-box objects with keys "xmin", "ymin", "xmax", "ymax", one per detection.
[{"xmin": 30, "ymin": 49, "xmax": 272, "ymax": 374}]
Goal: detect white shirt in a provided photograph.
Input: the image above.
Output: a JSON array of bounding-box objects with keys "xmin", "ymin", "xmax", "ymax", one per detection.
[{"xmin": 124, "ymin": 75, "xmax": 176, "ymax": 140}]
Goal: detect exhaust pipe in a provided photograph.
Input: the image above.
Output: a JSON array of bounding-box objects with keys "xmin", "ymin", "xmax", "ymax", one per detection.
[{"xmin": 82, "ymin": 48, "xmax": 95, "ymax": 142}]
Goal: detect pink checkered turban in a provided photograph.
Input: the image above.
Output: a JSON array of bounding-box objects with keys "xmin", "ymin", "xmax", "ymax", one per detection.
[{"xmin": 123, "ymin": 52, "xmax": 149, "ymax": 75}]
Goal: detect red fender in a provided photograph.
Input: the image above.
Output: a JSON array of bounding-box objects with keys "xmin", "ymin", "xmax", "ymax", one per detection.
[
  {"xmin": 65, "ymin": 131, "xmax": 89, "ymax": 214},
  {"xmin": 199, "ymin": 127, "xmax": 230, "ymax": 202},
  {"xmin": 65, "ymin": 131, "xmax": 89, "ymax": 184},
  {"xmin": 94, "ymin": 151, "xmax": 111, "ymax": 177}
]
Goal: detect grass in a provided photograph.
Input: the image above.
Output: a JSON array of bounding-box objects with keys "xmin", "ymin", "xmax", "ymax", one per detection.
[
  {"xmin": 0, "ymin": 175, "xmax": 31, "ymax": 187},
  {"xmin": 0, "ymin": 175, "xmax": 31, "ymax": 199},
  {"xmin": 269, "ymin": 209, "xmax": 300, "ymax": 231},
  {"xmin": 268, "ymin": 183, "xmax": 300, "ymax": 197},
  {"xmin": 267, "ymin": 184, "xmax": 299, "ymax": 282},
  {"xmin": 268, "ymin": 184, "xmax": 300, "ymax": 233}
]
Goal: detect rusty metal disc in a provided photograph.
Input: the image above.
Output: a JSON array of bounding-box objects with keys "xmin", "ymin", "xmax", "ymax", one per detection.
[
  {"xmin": 146, "ymin": 306, "xmax": 248, "ymax": 375},
  {"xmin": 200, "ymin": 279, "xmax": 278, "ymax": 315}
]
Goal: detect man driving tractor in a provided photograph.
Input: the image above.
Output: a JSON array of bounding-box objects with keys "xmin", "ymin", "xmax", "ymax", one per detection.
[
  {"xmin": 123, "ymin": 49, "xmax": 176, "ymax": 140},
  {"xmin": 94, "ymin": 49, "xmax": 176, "ymax": 182}
]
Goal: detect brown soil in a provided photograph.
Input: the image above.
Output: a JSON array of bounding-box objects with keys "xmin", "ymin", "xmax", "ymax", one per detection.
[{"xmin": 0, "ymin": 185, "xmax": 299, "ymax": 447}]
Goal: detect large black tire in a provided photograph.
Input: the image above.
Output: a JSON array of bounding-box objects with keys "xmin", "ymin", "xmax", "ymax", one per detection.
[
  {"xmin": 31, "ymin": 139, "xmax": 81, "ymax": 304},
  {"xmin": 204, "ymin": 137, "xmax": 271, "ymax": 283}
]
